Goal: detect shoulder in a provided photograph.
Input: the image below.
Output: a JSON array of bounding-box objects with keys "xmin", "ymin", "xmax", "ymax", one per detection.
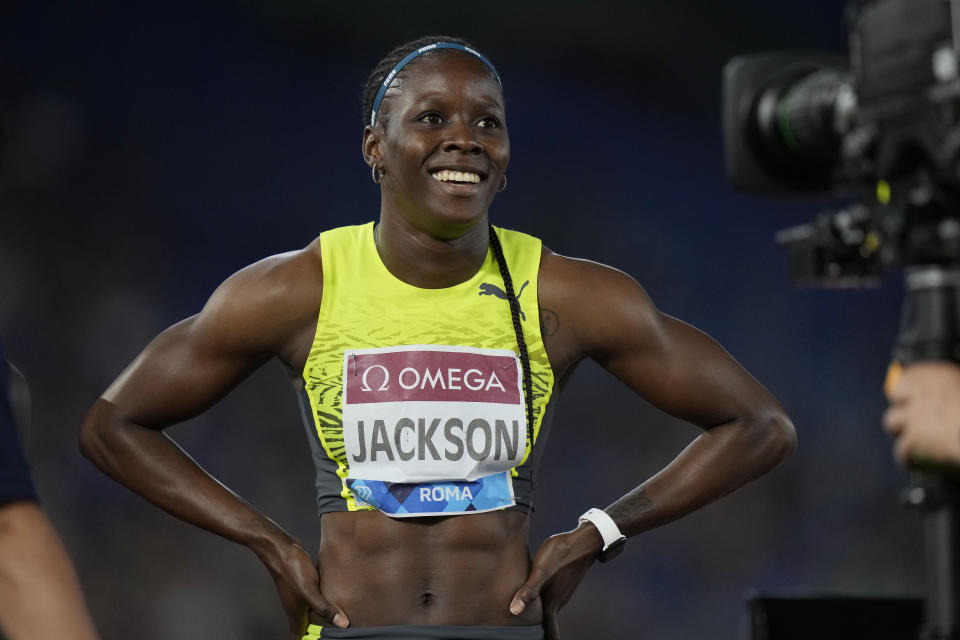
[
  {"xmin": 540, "ymin": 248, "xmax": 657, "ymax": 332},
  {"xmin": 192, "ymin": 237, "xmax": 324, "ymax": 358},
  {"xmin": 535, "ymin": 247, "xmax": 662, "ymax": 371},
  {"xmin": 539, "ymin": 248, "xmax": 647, "ymax": 296},
  {"xmin": 209, "ymin": 238, "xmax": 323, "ymax": 309}
]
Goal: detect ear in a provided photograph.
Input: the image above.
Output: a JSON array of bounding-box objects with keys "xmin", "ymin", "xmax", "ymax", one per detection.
[{"xmin": 362, "ymin": 124, "xmax": 383, "ymax": 168}]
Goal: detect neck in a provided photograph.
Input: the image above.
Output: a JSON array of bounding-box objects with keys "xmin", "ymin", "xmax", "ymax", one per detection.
[{"xmin": 375, "ymin": 214, "xmax": 490, "ymax": 289}]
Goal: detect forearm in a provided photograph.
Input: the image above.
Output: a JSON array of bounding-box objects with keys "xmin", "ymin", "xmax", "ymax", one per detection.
[
  {"xmin": 607, "ymin": 411, "xmax": 795, "ymax": 538},
  {"xmin": 79, "ymin": 398, "xmax": 295, "ymax": 556},
  {"xmin": 0, "ymin": 502, "xmax": 99, "ymax": 640}
]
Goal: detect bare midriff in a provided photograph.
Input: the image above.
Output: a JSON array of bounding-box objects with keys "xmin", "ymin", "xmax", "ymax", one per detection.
[{"xmin": 314, "ymin": 509, "xmax": 542, "ymax": 628}]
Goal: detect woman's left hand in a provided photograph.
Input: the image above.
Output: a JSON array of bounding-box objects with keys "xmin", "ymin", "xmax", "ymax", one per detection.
[{"xmin": 509, "ymin": 526, "xmax": 599, "ymax": 640}]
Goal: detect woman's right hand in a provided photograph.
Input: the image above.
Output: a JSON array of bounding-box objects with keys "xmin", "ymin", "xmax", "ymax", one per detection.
[
  {"xmin": 77, "ymin": 241, "xmax": 335, "ymax": 640},
  {"xmin": 256, "ymin": 538, "xmax": 349, "ymax": 640}
]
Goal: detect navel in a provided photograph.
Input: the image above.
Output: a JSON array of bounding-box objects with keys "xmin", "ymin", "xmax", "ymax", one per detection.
[{"xmin": 419, "ymin": 583, "xmax": 438, "ymax": 608}]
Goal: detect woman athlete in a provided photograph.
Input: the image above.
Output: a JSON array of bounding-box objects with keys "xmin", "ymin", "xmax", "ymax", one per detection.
[{"xmin": 80, "ymin": 36, "xmax": 796, "ymax": 640}]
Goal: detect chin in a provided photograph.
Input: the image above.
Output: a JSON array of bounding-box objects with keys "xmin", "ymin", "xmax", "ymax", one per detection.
[
  {"xmin": 420, "ymin": 204, "xmax": 490, "ymax": 239},
  {"xmin": 432, "ymin": 191, "xmax": 495, "ymax": 219}
]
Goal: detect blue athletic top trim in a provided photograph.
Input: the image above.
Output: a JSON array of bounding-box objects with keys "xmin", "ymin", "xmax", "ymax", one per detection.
[{"xmin": 370, "ymin": 42, "xmax": 502, "ymax": 127}]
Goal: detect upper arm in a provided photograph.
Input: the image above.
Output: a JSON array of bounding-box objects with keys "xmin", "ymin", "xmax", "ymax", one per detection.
[
  {"xmin": 102, "ymin": 247, "xmax": 323, "ymax": 429},
  {"xmin": 540, "ymin": 252, "xmax": 782, "ymax": 430}
]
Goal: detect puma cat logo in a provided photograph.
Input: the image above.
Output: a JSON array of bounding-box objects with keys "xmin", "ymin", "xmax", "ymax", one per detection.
[{"xmin": 478, "ymin": 280, "xmax": 529, "ymax": 321}]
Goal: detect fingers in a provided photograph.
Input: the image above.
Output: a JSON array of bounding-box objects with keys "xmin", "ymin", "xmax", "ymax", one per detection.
[
  {"xmin": 286, "ymin": 596, "xmax": 348, "ymax": 633},
  {"xmin": 509, "ymin": 578, "xmax": 540, "ymax": 616},
  {"xmin": 883, "ymin": 383, "xmax": 926, "ymax": 466},
  {"xmin": 882, "ymin": 405, "xmax": 904, "ymax": 437},
  {"xmin": 308, "ymin": 601, "xmax": 349, "ymax": 628},
  {"xmin": 894, "ymin": 432, "xmax": 912, "ymax": 467},
  {"xmin": 510, "ymin": 558, "xmax": 553, "ymax": 615},
  {"xmin": 287, "ymin": 547, "xmax": 349, "ymax": 628},
  {"xmin": 513, "ymin": 537, "xmax": 564, "ymax": 616},
  {"xmin": 273, "ymin": 559, "xmax": 349, "ymax": 630},
  {"xmin": 884, "ymin": 404, "xmax": 914, "ymax": 466},
  {"xmin": 301, "ymin": 586, "xmax": 349, "ymax": 628},
  {"xmin": 511, "ymin": 532, "xmax": 581, "ymax": 616}
]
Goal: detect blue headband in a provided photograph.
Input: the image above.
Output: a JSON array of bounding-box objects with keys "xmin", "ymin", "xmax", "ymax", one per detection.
[{"xmin": 369, "ymin": 42, "xmax": 502, "ymax": 127}]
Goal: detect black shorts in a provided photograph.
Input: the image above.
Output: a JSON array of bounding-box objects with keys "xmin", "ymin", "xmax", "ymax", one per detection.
[{"xmin": 302, "ymin": 624, "xmax": 544, "ymax": 639}]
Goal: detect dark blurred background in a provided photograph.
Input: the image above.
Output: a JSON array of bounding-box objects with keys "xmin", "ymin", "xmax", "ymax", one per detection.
[{"xmin": 0, "ymin": 1, "xmax": 920, "ymax": 638}]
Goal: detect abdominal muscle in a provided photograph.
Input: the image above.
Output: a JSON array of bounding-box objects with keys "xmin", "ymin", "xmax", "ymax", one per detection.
[{"xmin": 314, "ymin": 509, "xmax": 542, "ymax": 628}]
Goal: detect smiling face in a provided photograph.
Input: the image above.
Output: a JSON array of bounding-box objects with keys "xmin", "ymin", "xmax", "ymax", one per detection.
[{"xmin": 363, "ymin": 51, "xmax": 510, "ymax": 239}]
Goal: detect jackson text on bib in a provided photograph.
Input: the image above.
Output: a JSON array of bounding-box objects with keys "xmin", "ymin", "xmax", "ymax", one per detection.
[{"xmin": 342, "ymin": 345, "xmax": 527, "ymax": 517}]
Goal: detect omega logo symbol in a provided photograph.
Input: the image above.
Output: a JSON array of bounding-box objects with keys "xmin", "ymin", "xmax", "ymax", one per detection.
[{"xmin": 360, "ymin": 365, "xmax": 390, "ymax": 392}]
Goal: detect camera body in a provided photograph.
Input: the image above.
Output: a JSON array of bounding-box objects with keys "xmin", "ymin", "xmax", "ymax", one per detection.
[{"xmin": 724, "ymin": 0, "xmax": 960, "ymax": 285}]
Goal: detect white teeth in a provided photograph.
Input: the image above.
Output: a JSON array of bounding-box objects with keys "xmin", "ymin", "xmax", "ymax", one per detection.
[{"xmin": 431, "ymin": 170, "xmax": 481, "ymax": 184}]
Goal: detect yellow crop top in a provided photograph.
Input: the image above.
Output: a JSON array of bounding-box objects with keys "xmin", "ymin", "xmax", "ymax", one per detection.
[{"xmin": 297, "ymin": 222, "xmax": 555, "ymax": 517}]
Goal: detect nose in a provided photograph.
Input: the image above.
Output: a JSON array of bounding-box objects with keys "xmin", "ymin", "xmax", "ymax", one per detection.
[{"xmin": 441, "ymin": 120, "xmax": 482, "ymax": 155}]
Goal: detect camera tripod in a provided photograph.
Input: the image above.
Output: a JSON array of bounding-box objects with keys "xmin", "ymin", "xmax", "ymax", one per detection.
[{"xmin": 893, "ymin": 266, "xmax": 960, "ymax": 640}]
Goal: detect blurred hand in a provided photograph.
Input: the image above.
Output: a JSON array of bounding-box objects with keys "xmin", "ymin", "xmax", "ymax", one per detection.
[
  {"xmin": 510, "ymin": 527, "xmax": 597, "ymax": 640},
  {"xmin": 257, "ymin": 539, "xmax": 348, "ymax": 640},
  {"xmin": 884, "ymin": 362, "xmax": 960, "ymax": 467}
]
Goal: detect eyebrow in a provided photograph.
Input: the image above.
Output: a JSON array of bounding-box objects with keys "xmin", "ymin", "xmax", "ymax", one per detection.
[{"xmin": 414, "ymin": 94, "xmax": 505, "ymax": 111}]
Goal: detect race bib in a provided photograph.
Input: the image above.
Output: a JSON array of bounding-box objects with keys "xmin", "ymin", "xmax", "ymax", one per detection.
[{"xmin": 342, "ymin": 345, "xmax": 526, "ymax": 516}]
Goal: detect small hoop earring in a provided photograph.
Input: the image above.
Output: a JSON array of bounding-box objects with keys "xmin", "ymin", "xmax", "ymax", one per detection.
[
  {"xmin": 498, "ymin": 175, "xmax": 507, "ymax": 192},
  {"xmin": 371, "ymin": 165, "xmax": 383, "ymax": 185}
]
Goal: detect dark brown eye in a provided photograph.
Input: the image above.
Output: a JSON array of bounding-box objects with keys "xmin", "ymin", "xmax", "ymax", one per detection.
[
  {"xmin": 419, "ymin": 113, "xmax": 444, "ymax": 125},
  {"xmin": 477, "ymin": 117, "xmax": 500, "ymax": 128}
]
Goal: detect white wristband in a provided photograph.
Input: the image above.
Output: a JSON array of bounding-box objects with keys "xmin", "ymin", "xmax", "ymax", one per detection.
[{"xmin": 578, "ymin": 508, "xmax": 626, "ymax": 551}]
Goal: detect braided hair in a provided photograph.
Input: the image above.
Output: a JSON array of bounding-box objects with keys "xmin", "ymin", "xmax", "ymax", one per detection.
[{"xmin": 488, "ymin": 226, "xmax": 536, "ymax": 480}]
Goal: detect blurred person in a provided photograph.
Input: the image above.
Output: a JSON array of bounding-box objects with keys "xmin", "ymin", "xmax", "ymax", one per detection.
[
  {"xmin": 0, "ymin": 348, "xmax": 101, "ymax": 640},
  {"xmin": 80, "ymin": 37, "xmax": 797, "ymax": 640},
  {"xmin": 884, "ymin": 361, "xmax": 960, "ymax": 467},
  {"xmin": 0, "ymin": 112, "xmax": 100, "ymax": 639}
]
